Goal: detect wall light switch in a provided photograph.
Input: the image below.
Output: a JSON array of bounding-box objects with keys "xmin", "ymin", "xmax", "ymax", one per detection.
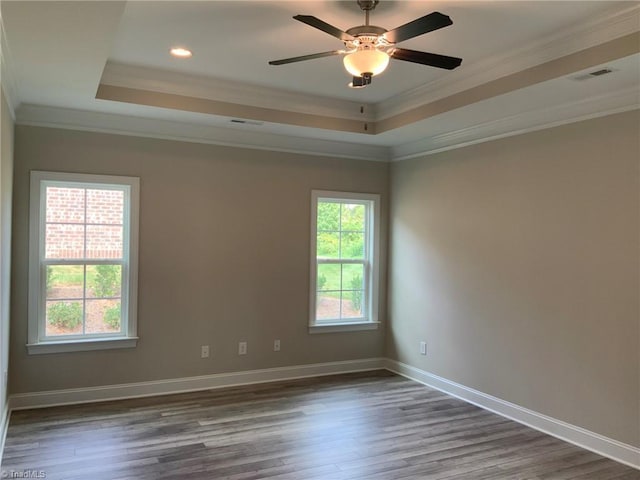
[{"xmin": 238, "ymin": 341, "xmax": 247, "ymax": 355}]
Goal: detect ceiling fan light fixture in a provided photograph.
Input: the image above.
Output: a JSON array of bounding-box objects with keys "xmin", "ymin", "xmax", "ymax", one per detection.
[
  {"xmin": 343, "ymin": 49, "xmax": 389, "ymax": 77},
  {"xmin": 269, "ymin": 2, "xmax": 462, "ymax": 87}
]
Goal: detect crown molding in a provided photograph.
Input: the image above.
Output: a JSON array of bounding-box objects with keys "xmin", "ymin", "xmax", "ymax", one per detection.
[
  {"xmin": 99, "ymin": 4, "xmax": 639, "ymax": 132},
  {"xmin": 391, "ymin": 86, "xmax": 640, "ymax": 161},
  {"xmin": 14, "ymin": 79, "xmax": 638, "ymax": 165},
  {"xmin": 377, "ymin": 4, "xmax": 640, "ymax": 121},
  {"xmin": 15, "ymin": 104, "xmax": 390, "ymax": 162},
  {"xmin": 0, "ymin": 11, "xmax": 18, "ymax": 118},
  {"xmin": 96, "ymin": 83, "xmax": 375, "ymax": 135},
  {"xmin": 101, "ymin": 62, "xmax": 377, "ymax": 123}
]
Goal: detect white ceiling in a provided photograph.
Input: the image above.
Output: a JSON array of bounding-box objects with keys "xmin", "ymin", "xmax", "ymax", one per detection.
[
  {"xmin": 109, "ymin": 1, "xmax": 623, "ymax": 102},
  {"xmin": 1, "ymin": 1, "xmax": 638, "ymax": 161}
]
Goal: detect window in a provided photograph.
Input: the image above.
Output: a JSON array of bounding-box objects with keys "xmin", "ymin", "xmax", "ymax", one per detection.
[
  {"xmin": 310, "ymin": 191, "xmax": 380, "ymax": 333},
  {"xmin": 27, "ymin": 171, "xmax": 139, "ymax": 354}
]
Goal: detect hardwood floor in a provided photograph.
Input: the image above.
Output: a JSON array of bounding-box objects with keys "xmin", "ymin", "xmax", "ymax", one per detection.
[{"xmin": 2, "ymin": 371, "xmax": 638, "ymax": 480}]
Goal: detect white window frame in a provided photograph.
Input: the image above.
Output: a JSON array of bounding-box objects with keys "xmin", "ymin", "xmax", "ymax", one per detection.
[
  {"xmin": 27, "ymin": 171, "xmax": 140, "ymax": 354},
  {"xmin": 309, "ymin": 190, "xmax": 380, "ymax": 333}
]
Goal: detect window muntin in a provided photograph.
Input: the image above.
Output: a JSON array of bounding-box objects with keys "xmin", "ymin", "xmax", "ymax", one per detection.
[
  {"xmin": 310, "ymin": 191, "xmax": 379, "ymax": 329},
  {"xmin": 28, "ymin": 172, "xmax": 139, "ymax": 352}
]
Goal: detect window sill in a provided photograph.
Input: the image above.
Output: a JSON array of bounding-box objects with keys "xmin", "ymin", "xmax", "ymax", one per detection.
[
  {"xmin": 309, "ymin": 322, "xmax": 380, "ymax": 334},
  {"xmin": 27, "ymin": 337, "xmax": 138, "ymax": 355}
]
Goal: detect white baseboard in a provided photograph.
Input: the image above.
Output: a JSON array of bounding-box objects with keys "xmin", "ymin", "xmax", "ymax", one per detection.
[
  {"xmin": 0, "ymin": 404, "xmax": 9, "ymax": 466},
  {"xmin": 9, "ymin": 358, "xmax": 385, "ymax": 411},
  {"xmin": 384, "ymin": 359, "xmax": 640, "ymax": 470}
]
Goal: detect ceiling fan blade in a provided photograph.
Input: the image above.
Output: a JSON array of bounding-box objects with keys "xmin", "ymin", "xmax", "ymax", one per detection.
[
  {"xmin": 293, "ymin": 15, "xmax": 354, "ymax": 41},
  {"xmin": 269, "ymin": 50, "xmax": 343, "ymax": 66},
  {"xmin": 383, "ymin": 12, "xmax": 452, "ymax": 44},
  {"xmin": 391, "ymin": 48, "xmax": 462, "ymax": 70}
]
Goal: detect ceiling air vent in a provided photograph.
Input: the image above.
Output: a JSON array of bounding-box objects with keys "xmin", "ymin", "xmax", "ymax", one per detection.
[
  {"xmin": 571, "ymin": 68, "xmax": 615, "ymax": 81},
  {"xmin": 589, "ymin": 68, "xmax": 613, "ymax": 76},
  {"xmin": 230, "ymin": 119, "xmax": 264, "ymax": 126}
]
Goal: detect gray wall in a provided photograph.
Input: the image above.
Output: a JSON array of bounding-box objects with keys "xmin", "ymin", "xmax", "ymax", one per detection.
[
  {"xmin": 388, "ymin": 110, "xmax": 640, "ymax": 447},
  {"xmin": 8, "ymin": 110, "xmax": 639, "ymax": 448},
  {"xmin": 1, "ymin": 89, "xmax": 14, "ymax": 420},
  {"xmin": 10, "ymin": 126, "xmax": 388, "ymax": 393}
]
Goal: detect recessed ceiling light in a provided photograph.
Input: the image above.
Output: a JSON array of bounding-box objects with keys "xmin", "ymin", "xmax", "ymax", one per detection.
[{"xmin": 170, "ymin": 47, "xmax": 192, "ymax": 58}]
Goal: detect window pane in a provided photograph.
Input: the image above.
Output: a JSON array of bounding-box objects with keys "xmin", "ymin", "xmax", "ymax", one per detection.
[
  {"xmin": 87, "ymin": 189, "xmax": 124, "ymax": 225},
  {"xmin": 342, "ymin": 263, "xmax": 364, "ymax": 290},
  {"xmin": 311, "ymin": 192, "xmax": 377, "ymax": 327},
  {"xmin": 45, "ymin": 224, "xmax": 85, "ymax": 259},
  {"xmin": 317, "ymin": 264, "xmax": 340, "ymax": 291},
  {"xmin": 341, "ymin": 203, "xmax": 365, "ymax": 232},
  {"xmin": 340, "ymin": 232, "xmax": 364, "ymax": 259},
  {"xmin": 317, "ymin": 232, "xmax": 339, "ymax": 258},
  {"xmin": 342, "ymin": 290, "xmax": 364, "ymax": 318},
  {"xmin": 86, "ymin": 225, "xmax": 123, "ymax": 259},
  {"xmin": 85, "ymin": 299, "xmax": 121, "ymax": 334},
  {"xmin": 343, "ymin": 264, "xmax": 365, "ymax": 318},
  {"xmin": 317, "ymin": 202, "xmax": 340, "ymax": 232},
  {"xmin": 316, "ymin": 292, "xmax": 341, "ymax": 320},
  {"xmin": 86, "ymin": 265, "xmax": 122, "ymax": 299},
  {"xmin": 46, "ymin": 187, "xmax": 85, "ymax": 224},
  {"xmin": 31, "ymin": 172, "xmax": 139, "ymax": 349},
  {"xmin": 46, "ymin": 265, "xmax": 84, "ymax": 300},
  {"xmin": 45, "ymin": 300, "xmax": 83, "ymax": 336}
]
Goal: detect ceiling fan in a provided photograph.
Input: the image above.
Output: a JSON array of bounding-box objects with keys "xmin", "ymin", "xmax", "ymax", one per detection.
[{"xmin": 268, "ymin": 0, "xmax": 462, "ymax": 88}]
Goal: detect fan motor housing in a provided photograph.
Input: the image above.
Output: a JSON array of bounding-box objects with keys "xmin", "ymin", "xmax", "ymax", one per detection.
[{"xmin": 346, "ymin": 25, "xmax": 387, "ymax": 37}]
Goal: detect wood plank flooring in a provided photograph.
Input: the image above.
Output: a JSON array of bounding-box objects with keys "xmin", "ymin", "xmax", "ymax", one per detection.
[{"xmin": 2, "ymin": 370, "xmax": 638, "ymax": 480}]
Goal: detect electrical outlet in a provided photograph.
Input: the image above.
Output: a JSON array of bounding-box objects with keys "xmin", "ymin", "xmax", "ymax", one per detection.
[
  {"xmin": 274, "ymin": 339, "xmax": 281, "ymax": 352},
  {"xmin": 238, "ymin": 341, "xmax": 247, "ymax": 355},
  {"xmin": 201, "ymin": 345, "xmax": 210, "ymax": 358},
  {"xmin": 420, "ymin": 341, "xmax": 427, "ymax": 355}
]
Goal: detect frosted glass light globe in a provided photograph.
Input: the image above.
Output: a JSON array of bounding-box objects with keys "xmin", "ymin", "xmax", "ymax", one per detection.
[{"xmin": 343, "ymin": 49, "xmax": 389, "ymax": 77}]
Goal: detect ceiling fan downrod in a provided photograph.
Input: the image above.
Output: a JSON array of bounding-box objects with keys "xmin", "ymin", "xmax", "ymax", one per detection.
[{"xmin": 357, "ymin": 0, "xmax": 379, "ymax": 26}]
